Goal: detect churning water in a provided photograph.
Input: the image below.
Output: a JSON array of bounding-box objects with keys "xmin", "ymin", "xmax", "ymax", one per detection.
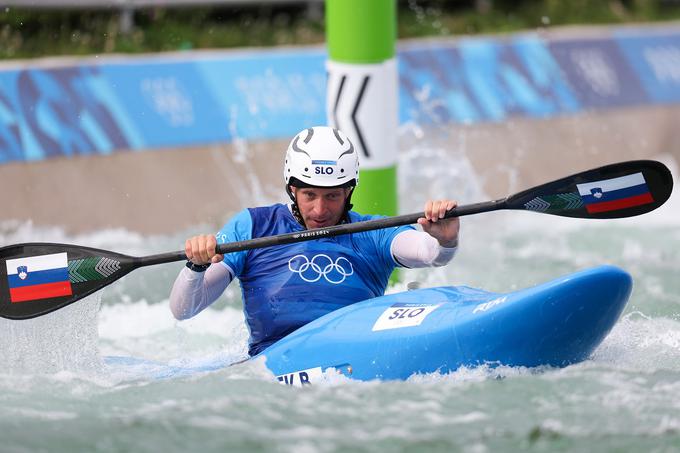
[{"xmin": 0, "ymin": 140, "xmax": 678, "ymax": 452}]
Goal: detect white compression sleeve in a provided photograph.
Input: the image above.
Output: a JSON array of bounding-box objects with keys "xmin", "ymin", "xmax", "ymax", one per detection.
[
  {"xmin": 169, "ymin": 264, "xmax": 233, "ymax": 320},
  {"xmin": 391, "ymin": 229, "xmax": 458, "ymax": 268}
]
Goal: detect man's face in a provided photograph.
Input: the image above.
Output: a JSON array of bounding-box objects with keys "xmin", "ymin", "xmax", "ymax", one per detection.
[{"xmin": 291, "ymin": 186, "xmax": 351, "ymax": 229}]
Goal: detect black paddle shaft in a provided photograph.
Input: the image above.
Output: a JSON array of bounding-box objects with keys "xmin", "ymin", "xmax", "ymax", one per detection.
[
  {"xmin": 0, "ymin": 159, "xmax": 672, "ymax": 320},
  {"xmin": 215, "ymin": 199, "xmax": 505, "ymax": 255}
]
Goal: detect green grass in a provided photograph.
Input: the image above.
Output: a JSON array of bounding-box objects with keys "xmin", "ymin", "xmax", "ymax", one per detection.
[
  {"xmin": 2, "ymin": 0, "xmax": 680, "ymax": 60},
  {"xmin": 398, "ymin": 0, "xmax": 680, "ymax": 37},
  {"xmin": 0, "ymin": 6, "xmax": 325, "ymax": 59}
]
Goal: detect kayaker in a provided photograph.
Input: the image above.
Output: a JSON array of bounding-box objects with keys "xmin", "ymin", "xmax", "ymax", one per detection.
[{"xmin": 169, "ymin": 126, "xmax": 460, "ymax": 356}]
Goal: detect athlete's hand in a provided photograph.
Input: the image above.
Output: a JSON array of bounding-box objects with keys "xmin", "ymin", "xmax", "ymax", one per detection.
[
  {"xmin": 184, "ymin": 234, "xmax": 224, "ymax": 265},
  {"xmin": 417, "ymin": 199, "xmax": 460, "ymax": 247}
]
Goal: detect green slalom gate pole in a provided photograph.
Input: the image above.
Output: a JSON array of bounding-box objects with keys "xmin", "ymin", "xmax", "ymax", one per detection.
[{"xmin": 325, "ymin": 0, "xmax": 398, "ymax": 217}]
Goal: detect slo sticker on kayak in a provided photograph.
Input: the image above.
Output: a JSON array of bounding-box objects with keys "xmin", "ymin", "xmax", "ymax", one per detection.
[{"xmin": 372, "ymin": 303, "xmax": 442, "ymax": 331}]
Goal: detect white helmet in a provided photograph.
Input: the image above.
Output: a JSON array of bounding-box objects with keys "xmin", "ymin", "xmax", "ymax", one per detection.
[{"xmin": 284, "ymin": 126, "xmax": 359, "ymax": 189}]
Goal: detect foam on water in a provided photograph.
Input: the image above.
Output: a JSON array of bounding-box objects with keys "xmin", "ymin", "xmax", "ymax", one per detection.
[{"xmin": 594, "ymin": 312, "xmax": 680, "ymax": 370}]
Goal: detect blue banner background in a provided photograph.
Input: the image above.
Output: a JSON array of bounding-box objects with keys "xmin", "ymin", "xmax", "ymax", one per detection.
[{"xmin": 1, "ymin": 27, "xmax": 678, "ymax": 163}]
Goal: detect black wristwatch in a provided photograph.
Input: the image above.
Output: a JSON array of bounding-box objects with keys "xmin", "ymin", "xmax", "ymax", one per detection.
[{"xmin": 186, "ymin": 261, "xmax": 211, "ymax": 272}]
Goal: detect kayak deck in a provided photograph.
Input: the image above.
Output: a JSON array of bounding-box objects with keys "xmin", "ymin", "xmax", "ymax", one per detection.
[{"xmin": 262, "ymin": 265, "xmax": 632, "ymax": 383}]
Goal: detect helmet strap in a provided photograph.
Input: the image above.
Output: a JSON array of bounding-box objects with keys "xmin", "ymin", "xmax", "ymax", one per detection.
[
  {"xmin": 343, "ymin": 187, "xmax": 355, "ymax": 220},
  {"xmin": 287, "ymin": 185, "xmax": 306, "ymax": 227},
  {"xmin": 286, "ymin": 184, "xmax": 296, "ymax": 203}
]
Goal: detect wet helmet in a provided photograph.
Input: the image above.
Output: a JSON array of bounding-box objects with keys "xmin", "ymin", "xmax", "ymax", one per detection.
[{"xmin": 284, "ymin": 126, "xmax": 359, "ymax": 192}]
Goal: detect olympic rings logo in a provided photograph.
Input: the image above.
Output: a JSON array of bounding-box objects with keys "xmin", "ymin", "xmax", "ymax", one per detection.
[{"xmin": 288, "ymin": 254, "xmax": 354, "ymax": 284}]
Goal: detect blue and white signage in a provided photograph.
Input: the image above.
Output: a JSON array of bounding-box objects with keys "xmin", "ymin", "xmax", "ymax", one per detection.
[{"xmin": 1, "ymin": 26, "xmax": 679, "ymax": 164}]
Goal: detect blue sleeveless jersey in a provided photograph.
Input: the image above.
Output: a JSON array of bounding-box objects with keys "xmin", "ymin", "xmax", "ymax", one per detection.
[{"xmin": 216, "ymin": 203, "xmax": 415, "ymax": 356}]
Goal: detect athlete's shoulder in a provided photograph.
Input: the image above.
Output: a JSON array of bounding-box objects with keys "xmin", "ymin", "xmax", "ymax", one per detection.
[
  {"xmin": 248, "ymin": 203, "xmax": 300, "ymax": 238},
  {"xmin": 217, "ymin": 208, "xmax": 253, "ymax": 243},
  {"xmin": 215, "ymin": 204, "xmax": 289, "ymax": 268},
  {"xmin": 247, "ymin": 203, "xmax": 293, "ymax": 225},
  {"xmin": 347, "ymin": 210, "xmax": 385, "ymax": 223},
  {"xmin": 248, "ymin": 203, "xmax": 289, "ymax": 217},
  {"xmin": 347, "ymin": 210, "xmax": 416, "ymax": 238}
]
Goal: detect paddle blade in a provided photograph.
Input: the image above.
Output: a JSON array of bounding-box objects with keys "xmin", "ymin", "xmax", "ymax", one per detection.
[
  {"xmin": 507, "ymin": 160, "xmax": 673, "ymax": 219},
  {"xmin": 0, "ymin": 243, "xmax": 135, "ymax": 320}
]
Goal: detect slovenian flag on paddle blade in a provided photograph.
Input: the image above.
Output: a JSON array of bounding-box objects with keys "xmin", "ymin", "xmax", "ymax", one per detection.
[
  {"xmin": 5, "ymin": 253, "xmax": 72, "ymax": 303},
  {"xmin": 577, "ymin": 172, "xmax": 654, "ymax": 214}
]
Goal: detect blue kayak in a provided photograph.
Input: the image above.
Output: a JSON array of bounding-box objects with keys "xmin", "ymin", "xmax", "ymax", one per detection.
[
  {"xmin": 105, "ymin": 265, "xmax": 631, "ymax": 383},
  {"xmin": 262, "ymin": 265, "xmax": 632, "ymax": 385}
]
